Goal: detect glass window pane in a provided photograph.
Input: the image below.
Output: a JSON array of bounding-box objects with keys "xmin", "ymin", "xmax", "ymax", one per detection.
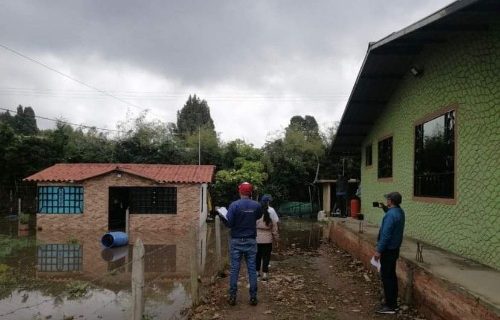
[{"xmin": 414, "ymin": 110, "xmax": 455, "ymax": 198}]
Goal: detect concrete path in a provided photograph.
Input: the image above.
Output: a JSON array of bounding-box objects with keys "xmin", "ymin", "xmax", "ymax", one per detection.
[{"xmin": 338, "ymin": 217, "xmax": 500, "ymax": 311}]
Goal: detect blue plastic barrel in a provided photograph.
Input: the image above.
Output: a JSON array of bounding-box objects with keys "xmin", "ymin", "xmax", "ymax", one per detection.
[{"xmin": 101, "ymin": 231, "xmax": 129, "ymax": 248}]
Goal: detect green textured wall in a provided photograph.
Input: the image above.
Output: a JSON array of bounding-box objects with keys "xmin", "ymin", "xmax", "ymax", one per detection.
[{"xmin": 361, "ymin": 25, "xmax": 500, "ymax": 270}]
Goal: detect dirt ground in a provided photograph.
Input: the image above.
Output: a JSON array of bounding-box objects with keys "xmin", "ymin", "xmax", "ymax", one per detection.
[{"xmin": 189, "ymin": 240, "xmax": 426, "ymax": 320}]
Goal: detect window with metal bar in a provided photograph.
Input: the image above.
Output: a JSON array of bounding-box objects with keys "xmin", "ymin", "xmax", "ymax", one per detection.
[
  {"xmin": 378, "ymin": 137, "xmax": 393, "ymax": 178},
  {"xmin": 129, "ymin": 187, "xmax": 177, "ymax": 214},
  {"xmin": 365, "ymin": 144, "xmax": 373, "ymax": 166},
  {"xmin": 38, "ymin": 186, "xmax": 83, "ymax": 214}
]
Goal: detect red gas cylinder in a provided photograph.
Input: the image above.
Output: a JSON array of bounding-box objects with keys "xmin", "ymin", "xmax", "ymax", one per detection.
[{"xmin": 350, "ymin": 198, "xmax": 360, "ymax": 218}]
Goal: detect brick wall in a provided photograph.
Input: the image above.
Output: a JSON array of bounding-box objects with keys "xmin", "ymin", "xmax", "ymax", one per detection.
[{"xmin": 36, "ymin": 172, "xmax": 201, "ymax": 231}]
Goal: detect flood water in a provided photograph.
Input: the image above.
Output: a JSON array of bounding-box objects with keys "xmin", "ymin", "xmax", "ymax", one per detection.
[{"xmin": 0, "ymin": 216, "xmax": 322, "ymax": 320}]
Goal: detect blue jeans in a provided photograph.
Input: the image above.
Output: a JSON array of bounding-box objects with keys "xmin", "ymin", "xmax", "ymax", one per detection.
[{"xmin": 229, "ymin": 238, "xmax": 257, "ymax": 299}]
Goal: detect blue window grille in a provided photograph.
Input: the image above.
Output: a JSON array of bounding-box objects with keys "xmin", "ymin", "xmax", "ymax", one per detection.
[{"xmin": 38, "ymin": 186, "xmax": 84, "ymax": 214}]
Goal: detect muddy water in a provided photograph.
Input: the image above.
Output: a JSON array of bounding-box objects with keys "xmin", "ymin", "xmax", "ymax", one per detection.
[
  {"xmin": 0, "ymin": 216, "xmax": 321, "ymax": 320},
  {"xmin": 277, "ymin": 217, "xmax": 323, "ymax": 249},
  {"xmin": 0, "ymin": 217, "xmax": 222, "ymax": 320}
]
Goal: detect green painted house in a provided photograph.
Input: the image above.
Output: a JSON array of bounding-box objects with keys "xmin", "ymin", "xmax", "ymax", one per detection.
[{"xmin": 332, "ymin": 0, "xmax": 500, "ymax": 270}]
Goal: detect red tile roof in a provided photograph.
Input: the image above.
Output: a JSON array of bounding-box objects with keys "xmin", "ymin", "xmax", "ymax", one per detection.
[{"xmin": 24, "ymin": 163, "xmax": 215, "ymax": 184}]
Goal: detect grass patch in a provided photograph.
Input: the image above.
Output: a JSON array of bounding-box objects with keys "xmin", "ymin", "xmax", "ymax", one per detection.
[{"xmin": 66, "ymin": 281, "xmax": 91, "ymax": 299}]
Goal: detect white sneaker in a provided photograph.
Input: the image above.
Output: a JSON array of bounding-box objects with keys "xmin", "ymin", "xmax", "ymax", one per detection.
[{"xmin": 262, "ymin": 273, "xmax": 268, "ymax": 281}]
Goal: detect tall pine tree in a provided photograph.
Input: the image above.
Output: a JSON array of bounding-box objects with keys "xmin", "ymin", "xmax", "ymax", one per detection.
[{"xmin": 176, "ymin": 95, "xmax": 215, "ymax": 136}]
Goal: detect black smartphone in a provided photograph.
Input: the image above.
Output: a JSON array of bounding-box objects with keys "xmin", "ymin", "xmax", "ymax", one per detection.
[{"xmin": 372, "ymin": 201, "xmax": 379, "ymax": 207}]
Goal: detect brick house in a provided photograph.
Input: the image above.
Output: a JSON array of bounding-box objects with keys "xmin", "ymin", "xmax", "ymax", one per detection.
[
  {"xmin": 332, "ymin": 0, "xmax": 499, "ymax": 269},
  {"xmin": 24, "ymin": 163, "xmax": 215, "ymax": 231}
]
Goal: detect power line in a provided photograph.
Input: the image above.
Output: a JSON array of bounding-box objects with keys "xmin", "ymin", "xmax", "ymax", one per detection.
[
  {"xmin": 0, "ymin": 107, "xmax": 127, "ymax": 134},
  {"xmin": 0, "ymin": 43, "xmax": 154, "ymax": 114},
  {"xmin": 0, "ymin": 86, "xmax": 350, "ymax": 101}
]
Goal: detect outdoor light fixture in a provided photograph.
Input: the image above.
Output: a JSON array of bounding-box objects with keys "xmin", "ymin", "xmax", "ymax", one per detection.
[
  {"xmin": 410, "ymin": 66, "xmax": 423, "ymax": 77},
  {"xmin": 116, "ymin": 173, "xmax": 122, "ymax": 178}
]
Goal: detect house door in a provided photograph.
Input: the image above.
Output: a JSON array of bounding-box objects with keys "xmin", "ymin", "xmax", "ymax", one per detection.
[{"xmin": 108, "ymin": 187, "xmax": 129, "ymax": 231}]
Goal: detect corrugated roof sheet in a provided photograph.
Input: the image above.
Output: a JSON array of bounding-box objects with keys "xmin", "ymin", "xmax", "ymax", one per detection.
[{"xmin": 24, "ymin": 163, "xmax": 215, "ymax": 184}]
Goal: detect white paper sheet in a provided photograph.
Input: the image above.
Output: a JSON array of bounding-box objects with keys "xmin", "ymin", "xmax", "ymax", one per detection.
[
  {"xmin": 216, "ymin": 207, "xmax": 228, "ymax": 220},
  {"xmin": 370, "ymin": 256, "xmax": 381, "ymax": 272}
]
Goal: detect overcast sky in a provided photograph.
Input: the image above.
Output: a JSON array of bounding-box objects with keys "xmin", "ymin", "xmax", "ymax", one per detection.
[{"xmin": 0, "ymin": 0, "xmax": 452, "ymax": 147}]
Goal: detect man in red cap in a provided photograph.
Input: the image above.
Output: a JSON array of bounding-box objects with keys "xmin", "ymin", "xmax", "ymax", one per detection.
[{"xmin": 224, "ymin": 182, "xmax": 262, "ymax": 306}]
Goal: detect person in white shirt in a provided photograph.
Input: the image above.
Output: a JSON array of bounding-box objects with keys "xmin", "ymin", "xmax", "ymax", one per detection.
[
  {"xmin": 261, "ymin": 194, "xmax": 279, "ymax": 223},
  {"xmin": 256, "ymin": 195, "xmax": 279, "ymax": 280}
]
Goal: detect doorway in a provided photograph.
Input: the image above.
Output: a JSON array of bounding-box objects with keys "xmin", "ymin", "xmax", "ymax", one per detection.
[{"xmin": 108, "ymin": 187, "xmax": 129, "ymax": 231}]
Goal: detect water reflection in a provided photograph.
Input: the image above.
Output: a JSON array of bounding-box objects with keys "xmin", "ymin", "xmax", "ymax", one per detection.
[
  {"xmin": 0, "ymin": 219, "xmax": 214, "ymax": 320},
  {"xmin": 37, "ymin": 244, "xmax": 83, "ymax": 272},
  {"xmin": 278, "ymin": 217, "xmax": 323, "ymax": 250}
]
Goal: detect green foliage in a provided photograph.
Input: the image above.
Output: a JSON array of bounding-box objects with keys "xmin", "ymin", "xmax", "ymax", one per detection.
[
  {"xmin": 214, "ymin": 159, "xmax": 267, "ymax": 206},
  {"xmin": 66, "ymin": 280, "xmax": 91, "ymax": 299},
  {"xmin": 176, "ymin": 94, "xmax": 215, "ymax": 137},
  {"xmin": 19, "ymin": 213, "xmax": 30, "ymax": 224},
  {"xmin": 0, "ymin": 103, "xmax": 352, "ymax": 213},
  {"xmin": 114, "ymin": 112, "xmax": 188, "ymax": 164},
  {"xmin": 263, "ymin": 115, "xmax": 327, "ymax": 202},
  {"xmin": 184, "ymin": 127, "xmax": 221, "ymax": 165},
  {"xmin": 0, "ymin": 235, "xmax": 34, "ymax": 259},
  {"xmin": 66, "ymin": 236, "xmax": 79, "ymax": 245}
]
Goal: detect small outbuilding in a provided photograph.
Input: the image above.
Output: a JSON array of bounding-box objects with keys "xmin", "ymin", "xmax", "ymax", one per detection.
[{"xmin": 24, "ymin": 163, "xmax": 215, "ymax": 231}]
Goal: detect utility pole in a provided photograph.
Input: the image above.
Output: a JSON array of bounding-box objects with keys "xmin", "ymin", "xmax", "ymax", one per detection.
[
  {"xmin": 198, "ymin": 124, "xmax": 201, "ymax": 165},
  {"xmin": 197, "ymin": 113, "xmax": 201, "ymax": 165}
]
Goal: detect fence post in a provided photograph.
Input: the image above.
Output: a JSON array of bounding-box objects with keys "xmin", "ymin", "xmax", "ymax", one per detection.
[
  {"xmin": 131, "ymin": 239, "xmax": 145, "ymax": 320},
  {"xmin": 125, "ymin": 208, "xmax": 130, "ymax": 235},
  {"xmin": 215, "ymin": 215, "xmax": 222, "ymax": 273},
  {"xmin": 18, "ymin": 198, "xmax": 22, "ymax": 216},
  {"xmin": 190, "ymin": 228, "xmax": 199, "ymax": 306}
]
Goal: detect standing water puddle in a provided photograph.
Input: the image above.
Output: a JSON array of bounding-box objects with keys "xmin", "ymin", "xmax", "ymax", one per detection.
[
  {"xmin": 0, "ymin": 217, "xmax": 221, "ymax": 320},
  {"xmin": 0, "ymin": 216, "xmax": 322, "ymax": 319}
]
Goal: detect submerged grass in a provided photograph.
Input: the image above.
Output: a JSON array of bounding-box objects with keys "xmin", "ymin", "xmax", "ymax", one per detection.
[
  {"xmin": 66, "ymin": 280, "xmax": 91, "ymax": 300},
  {"xmin": 0, "ymin": 235, "xmax": 34, "ymax": 259}
]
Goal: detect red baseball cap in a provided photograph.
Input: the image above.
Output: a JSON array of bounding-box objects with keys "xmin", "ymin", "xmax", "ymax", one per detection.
[{"xmin": 238, "ymin": 182, "xmax": 253, "ymax": 196}]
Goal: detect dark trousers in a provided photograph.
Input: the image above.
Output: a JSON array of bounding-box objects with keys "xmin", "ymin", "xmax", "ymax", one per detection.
[
  {"xmin": 256, "ymin": 243, "xmax": 272, "ymax": 273},
  {"xmin": 380, "ymin": 249, "xmax": 399, "ymax": 308},
  {"xmin": 336, "ymin": 194, "xmax": 347, "ymax": 217}
]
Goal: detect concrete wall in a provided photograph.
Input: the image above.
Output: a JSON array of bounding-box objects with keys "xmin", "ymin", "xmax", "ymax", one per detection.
[
  {"xmin": 36, "ymin": 172, "xmax": 201, "ymax": 231},
  {"xmin": 328, "ymin": 221, "xmax": 499, "ymax": 320},
  {"xmin": 360, "ymin": 23, "xmax": 500, "ymax": 269}
]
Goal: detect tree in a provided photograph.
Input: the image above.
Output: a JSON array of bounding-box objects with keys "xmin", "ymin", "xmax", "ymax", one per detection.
[
  {"xmin": 213, "ymin": 139, "xmax": 264, "ymax": 206},
  {"xmin": 114, "ymin": 112, "xmax": 178, "ymax": 163},
  {"xmin": 214, "ymin": 159, "xmax": 267, "ymax": 207},
  {"xmin": 14, "ymin": 105, "xmax": 38, "ymax": 135},
  {"xmin": 262, "ymin": 115, "xmax": 326, "ymax": 202},
  {"xmin": 176, "ymin": 95, "xmax": 215, "ymax": 137},
  {"xmin": 0, "ymin": 110, "xmax": 14, "ymax": 126},
  {"xmin": 220, "ymin": 139, "xmax": 262, "ymax": 170},
  {"xmin": 64, "ymin": 128, "xmax": 115, "ymax": 163}
]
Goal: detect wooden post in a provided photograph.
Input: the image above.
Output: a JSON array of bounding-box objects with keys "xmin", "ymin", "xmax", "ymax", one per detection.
[
  {"xmin": 125, "ymin": 208, "xmax": 130, "ymax": 235},
  {"xmin": 215, "ymin": 215, "xmax": 222, "ymax": 273},
  {"xmin": 190, "ymin": 228, "xmax": 199, "ymax": 306},
  {"xmin": 18, "ymin": 198, "xmax": 22, "ymax": 216},
  {"xmin": 131, "ymin": 239, "xmax": 145, "ymax": 320}
]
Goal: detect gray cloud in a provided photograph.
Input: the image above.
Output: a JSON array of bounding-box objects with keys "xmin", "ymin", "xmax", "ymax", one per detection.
[{"xmin": 0, "ymin": 0, "xmax": 453, "ymax": 146}]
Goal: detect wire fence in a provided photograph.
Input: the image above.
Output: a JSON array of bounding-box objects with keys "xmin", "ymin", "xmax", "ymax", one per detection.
[{"xmin": 0, "ymin": 183, "xmax": 37, "ymax": 215}]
